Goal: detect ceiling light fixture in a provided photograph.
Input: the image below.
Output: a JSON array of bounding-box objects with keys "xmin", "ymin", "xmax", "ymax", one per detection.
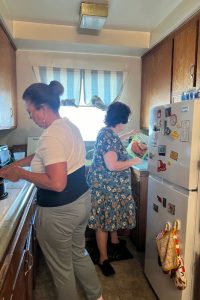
[{"xmin": 79, "ymin": 2, "xmax": 108, "ymax": 30}]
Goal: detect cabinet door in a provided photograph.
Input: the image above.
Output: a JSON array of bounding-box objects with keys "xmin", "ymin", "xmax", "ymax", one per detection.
[
  {"xmin": 141, "ymin": 38, "xmax": 172, "ymax": 130},
  {"xmin": 196, "ymin": 20, "xmax": 200, "ymax": 89},
  {"xmin": 0, "ymin": 25, "xmax": 17, "ymax": 129},
  {"xmin": 140, "ymin": 52, "xmax": 153, "ymax": 130},
  {"xmin": 172, "ymin": 20, "xmax": 198, "ymax": 96},
  {"xmin": 25, "ymin": 226, "xmax": 34, "ymax": 300},
  {"xmin": 12, "ymin": 251, "xmax": 26, "ymax": 300}
]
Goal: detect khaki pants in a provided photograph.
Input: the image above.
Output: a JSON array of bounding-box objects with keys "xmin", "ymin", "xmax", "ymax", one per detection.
[{"xmin": 36, "ymin": 190, "xmax": 102, "ymax": 300}]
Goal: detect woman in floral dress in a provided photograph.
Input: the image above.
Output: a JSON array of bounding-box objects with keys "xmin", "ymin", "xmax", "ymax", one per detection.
[{"xmin": 87, "ymin": 102, "xmax": 141, "ymax": 276}]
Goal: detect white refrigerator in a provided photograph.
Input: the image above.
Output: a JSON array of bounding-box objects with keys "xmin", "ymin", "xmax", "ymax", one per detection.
[{"xmin": 144, "ymin": 100, "xmax": 200, "ymax": 300}]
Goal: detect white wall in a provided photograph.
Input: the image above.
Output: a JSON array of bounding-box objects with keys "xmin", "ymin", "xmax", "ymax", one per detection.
[{"xmin": 0, "ymin": 51, "xmax": 141, "ymax": 146}]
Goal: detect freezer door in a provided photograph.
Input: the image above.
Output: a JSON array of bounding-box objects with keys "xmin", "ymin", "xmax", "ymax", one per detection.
[
  {"xmin": 148, "ymin": 100, "xmax": 200, "ymax": 190},
  {"xmin": 145, "ymin": 175, "xmax": 198, "ymax": 300}
]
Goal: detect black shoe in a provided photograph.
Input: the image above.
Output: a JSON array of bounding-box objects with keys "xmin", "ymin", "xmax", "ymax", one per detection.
[{"xmin": 98, "ymin": 259, "xmax": 115, "ymax": 276}]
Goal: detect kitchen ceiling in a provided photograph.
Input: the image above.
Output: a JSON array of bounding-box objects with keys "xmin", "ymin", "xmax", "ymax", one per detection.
[{"xmin": 0, "ymin": 0, "xmax": 200, "ymax": 56}]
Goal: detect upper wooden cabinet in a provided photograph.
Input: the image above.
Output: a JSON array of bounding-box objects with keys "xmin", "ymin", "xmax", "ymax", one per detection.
[
  {"xmin": 140, "ymin": 38, "xmax": 173, "ymax": 130},
  {"xmin": 0, "ymin": 24, "xmax": 17, "ymax": 129},
  {"xmin": 196, "ymin": 20, "xmax": 200, "ymax": 89},
  {"xmin": 140, "ymin": 12, "xmax": 200, "ymax": 130},
  {"xmin": 172, "ymin": 19, "xmax": 198, "ymax": 98}
]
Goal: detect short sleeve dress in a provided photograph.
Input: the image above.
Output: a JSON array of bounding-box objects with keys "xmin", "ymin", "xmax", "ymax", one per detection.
[{"xmin": 87, "ymin": 127, "xmax": 136, "ymax": 231}]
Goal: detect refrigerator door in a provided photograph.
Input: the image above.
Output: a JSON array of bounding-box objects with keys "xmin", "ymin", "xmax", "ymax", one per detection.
[
  {"xmin": 145, "ymin": 175, "xmax": 198, "ymax": 300},
  {"xmin": 148, "ymin": 100, "xmax": 200, "ymax": 190}
]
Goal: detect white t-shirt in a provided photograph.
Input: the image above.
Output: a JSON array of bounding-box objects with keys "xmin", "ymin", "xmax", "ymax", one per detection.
[{"xmin": 31, "ymin": 117, "xmax": 85, "ymax": 175}]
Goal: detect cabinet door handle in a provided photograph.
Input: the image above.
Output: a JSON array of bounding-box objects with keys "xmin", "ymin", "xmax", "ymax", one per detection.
[
  {"xmin": 189, "ymin": 64, "xmax": 195, "ymax": 79},
  {"xmin": 24, "ymin": 250, "xmax": 33, "ymax": 276}
]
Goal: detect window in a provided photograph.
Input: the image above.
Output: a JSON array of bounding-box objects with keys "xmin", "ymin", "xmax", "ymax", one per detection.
[
  {"xmin": 33, "ymin": 66, "xmax": 126, "ymax": 140},
  {"xmin": 59, "ymin": 84, "xmax": 105, "ymax": 141}
]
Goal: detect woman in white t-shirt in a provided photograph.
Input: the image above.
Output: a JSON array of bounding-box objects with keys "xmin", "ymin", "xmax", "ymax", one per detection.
[{"xmin": 0, "ymin": 81, "xmax": 103, "ymax": 300}]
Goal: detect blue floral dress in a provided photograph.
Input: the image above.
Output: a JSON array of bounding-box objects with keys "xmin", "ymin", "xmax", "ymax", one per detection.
[{"xmin": 87, "ymin": 127, "xmax": 136, "ymax": 231}]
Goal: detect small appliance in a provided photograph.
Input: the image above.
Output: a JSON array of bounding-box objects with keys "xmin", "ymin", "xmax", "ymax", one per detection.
[{"xmin": 0, "ymin": 145, "xmax": 10, "ymax": 200}]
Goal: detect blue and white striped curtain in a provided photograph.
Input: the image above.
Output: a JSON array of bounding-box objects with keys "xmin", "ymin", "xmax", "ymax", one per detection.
[
  {"xmin": 33, "ymin": 66, "xmax": 82, "ymax": 106},
  {"xmin": 83, "ymin": 70, "xmax": 126, "ymax": 106}
]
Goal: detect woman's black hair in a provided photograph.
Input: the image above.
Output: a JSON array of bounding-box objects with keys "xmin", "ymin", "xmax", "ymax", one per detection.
[
  {"xmin": 104, "ymin": 101, "xmax": 131, "ymax": 127},
  {"xmin": 22, "ymin": 81, "xmax": 64, "ymax": 112}
]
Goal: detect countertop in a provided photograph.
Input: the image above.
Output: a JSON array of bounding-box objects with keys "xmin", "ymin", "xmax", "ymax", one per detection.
[
  {"xmin": 132, "ymin": 159, "xmax": 148, "ymax": 172},
  {"xmin": 0, "ymin": 179, "xmax": 34, "ymax": 263}
]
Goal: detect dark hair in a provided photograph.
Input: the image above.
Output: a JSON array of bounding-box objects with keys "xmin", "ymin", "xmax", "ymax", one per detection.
[
  {"xmin": 104, "ymin": 101, "xmax": 131, "ymax": 127},
  {"xmin": 22, "ymin": 81, "xmax": 64, "ymax": 112}
]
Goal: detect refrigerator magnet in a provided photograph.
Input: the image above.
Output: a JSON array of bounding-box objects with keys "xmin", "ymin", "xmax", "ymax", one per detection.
[
  {"xmin": 170, "ymin": 130, "xmax": 179, "ymax": 140},
  {"xmin": 165, "ymin": 107, "xmax": 171, "ymax": 117},
  {"xmin": 167, "ymin": 203, "xmax": 175, "ymax": 215},
  {"xmin": 157, "ymin": 195, "xmax": 162, "ymax": 203},
  {"xmin": 170, "ymin": 150, "xmax": 178, "ymax": 161},
  {"xmin": 153, "ymin": 203, "xmax": 159, "ymax": 212},
  {"xmin": 157, "ymin": 109, "xmax": 161, "ymax": 118},
  {"xmin": 158, "ymin": 145, "xmax": 166, "ymax": 156},
  {"xmin": 170, "ymin": 114, "xmax": 177, "ymax": 126},
  {"xmin": 157, "ymin": 160, "xmax": 167, "ymax": 172},
  {"xmin": 180, "ymin": 120, "xmax": 190, "ymax": 142}
]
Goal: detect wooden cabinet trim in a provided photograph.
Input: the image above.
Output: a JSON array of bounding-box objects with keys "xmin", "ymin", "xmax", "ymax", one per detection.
[{"xmin": 0, "ymin": 187, "xmax": 37, "ymax": 298}]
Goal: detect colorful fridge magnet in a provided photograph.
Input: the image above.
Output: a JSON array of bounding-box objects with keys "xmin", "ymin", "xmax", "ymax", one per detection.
[
  {"xmin": 170, "ymin": 150, "xmax": 178, "ymax": 161},
  {"xmin": 170, "ymin": 131, "xmax": 179, "ymax": 140},
  {"xmin": 158, "ymin": 145, "xmax": 166, "ymax": 156},
  {"xmin": 165, "ymin": 107, "xmax": 171, "ymax": 117},
  {"xmin": 157, "ymin": 160, "xmax": 167, "ymax": 172},
  {"xmin": 170, "ymin": 114, "xmax": 177, "ymax": 126},
  {"xmin": 180, "ymin": 120, "xmax": 190, "ymax": 142},
  {"xmin": 152, "ymin": 132, "xmax": 159, "ymax": 146},
  {"xmin": 164, "ymin": 127, "xmax": 171, "ymax": 135},
  {"xmin": 157, "ymin": 109, "xmax": 161, "ymax": 118}
]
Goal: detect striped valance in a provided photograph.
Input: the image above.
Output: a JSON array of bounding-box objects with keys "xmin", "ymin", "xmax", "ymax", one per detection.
[
  {"xmin": 83, "ymin": 70, "xmax": 125, "ymax": 106},
  {"xmin": 33, "ymin": 66, "xmax": 126, "ymax": 108},
  {"xmin": 33, "ymin": 66, "xmax": 82, "ymax": 106}
]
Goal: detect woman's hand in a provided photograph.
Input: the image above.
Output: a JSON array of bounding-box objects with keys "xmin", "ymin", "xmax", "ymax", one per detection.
[
  {"xmin": 131, "ymin": 157, "xmax": 142, "ymax": 166},
  {"xmin": 0, "ymin": 165, "xmax": 22, "ymax": 182}
]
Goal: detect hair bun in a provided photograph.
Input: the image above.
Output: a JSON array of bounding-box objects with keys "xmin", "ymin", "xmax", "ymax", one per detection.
[{"xmin": 49, "ymin": 81, "xmax": 64, "ymax": 96}]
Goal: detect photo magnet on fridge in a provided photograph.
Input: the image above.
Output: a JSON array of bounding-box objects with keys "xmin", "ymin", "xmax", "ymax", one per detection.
[
  {"xmin": 158, "ymin": 145, "xmax": 166, "ymax": 156},
  {"xmin": 165, "ymin": 107, "xmax": 171, "ymax": 117}
]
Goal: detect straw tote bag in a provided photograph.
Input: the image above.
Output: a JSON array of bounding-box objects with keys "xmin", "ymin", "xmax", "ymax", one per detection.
[{"xmin": 156, "ymin": 222, "xmax": 179, "ymax": 272}]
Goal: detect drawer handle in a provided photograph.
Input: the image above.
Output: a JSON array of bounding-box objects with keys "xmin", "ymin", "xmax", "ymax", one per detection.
[{"xmin": 25, "ymin": 251, "xmax": 33, "ymax": 276}]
